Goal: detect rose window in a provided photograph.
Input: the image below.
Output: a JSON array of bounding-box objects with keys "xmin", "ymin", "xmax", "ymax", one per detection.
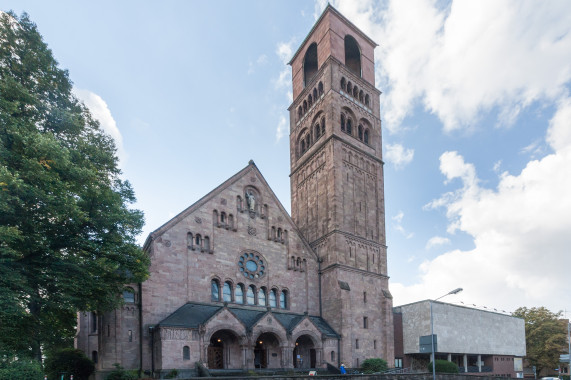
[{"xmin": 238, "ymin": 252, "xmax": 265, "ymax": 279}]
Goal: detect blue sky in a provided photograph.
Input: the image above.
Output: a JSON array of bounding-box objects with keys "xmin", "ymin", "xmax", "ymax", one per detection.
[{"xmin": 3, "ymin": 0, "xmax": 571, "ymax": 315}]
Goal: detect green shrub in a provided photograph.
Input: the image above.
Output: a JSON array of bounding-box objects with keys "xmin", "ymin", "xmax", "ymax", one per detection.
[
  {"xmin": 0, "ymin": 360, "xmax": 43, "ymax": 380},
  {"xmin": 44, "ymin": 348, "xmax": 95, "ymax": 380},
  {"xmin": 361, "ymin": 358, "xmax": 388, "ymax": 373},
  {"xmin": 105, "ymin": 363, "xmax": 137, "ymax": 380},
  {"xmin": 427, "ymin": 359, "xmax": 459, "ymax": 373},
  {"xmin": 560, "ymin": 375, "xmax": 570, "ymax": 380},
  {"xmin": 164, "ymin": 368, "xmax": 179, "ymax": 378}
]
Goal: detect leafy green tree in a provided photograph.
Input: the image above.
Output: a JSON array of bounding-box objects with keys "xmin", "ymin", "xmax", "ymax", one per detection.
[
  {"xmin": 361, "ymin": 358, "xmax": 388, "ymax": 373},
  {"xmin": 427, "ymin": 359, "xmax": 459, "ymax": 373},
  {"xmin": 105, "ymin": 364, "xmax": 137, "ymax": 380},
  {"xmin": 0, "ymin": 359, "xmax": 43, "ymax": 380},
  {"xmin": 44, "ymin": 348, "xmax": 95, "ymax": 380},
  {"xmin": 0, "ymin": 11, "xmax": 149, "ymax": 361},
  {"xmin": 512, "ymin": 307, "xmax": 567, "ymax": 375}
]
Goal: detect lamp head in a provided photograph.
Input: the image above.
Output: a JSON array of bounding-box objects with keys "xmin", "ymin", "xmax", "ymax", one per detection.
[{"xmin": 449, "ymin": 288, "xmax": 463, "ymax": 295}]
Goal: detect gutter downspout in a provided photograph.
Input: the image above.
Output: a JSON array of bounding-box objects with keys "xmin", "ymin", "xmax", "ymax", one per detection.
[
  {"xmin": 318, "ymin": 257, "xmax": 322, "ymax": 318},
  {"xmin": 138, "ymin": 282, "xmax": 143, "ymax": 376}
]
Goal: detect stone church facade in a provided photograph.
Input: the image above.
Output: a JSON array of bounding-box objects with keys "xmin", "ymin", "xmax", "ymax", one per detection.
[{"xmin": 76, "ymin": 5, "xmax": 394, "ymax": 378}]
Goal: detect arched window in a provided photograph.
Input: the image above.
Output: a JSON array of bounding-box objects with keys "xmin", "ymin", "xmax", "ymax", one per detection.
[
  {"xmin": 183, "ymin": 346, "xmax": 190, "ymax": 360},
  {"xmin": 358, "ymin": 125, "xmax": 363, "ymax": 141},
  {"xmin": 203, "ymin": 236, "xmax": 210, "ymax": 251},
  {"xmin": 235, "ymin": 284, "xmax": 244, "ymax": 304},
  {"xmin": 280, "ymin": 290, "xmax": 288, "ymax": 309},
  {"xmin": 303, "ymin": 42, "xmax": 318, "ymax": 87},
  {"xmin": 298, "ymin": 106, "xmax": 303, "ymax": 120},
  {"xmin": 306, "ymin": 135, "xmax": 310, "ymax": 149},
  {"xmin": 228, "ymin": 214, "xmax": 234, "ymax": 229},
  {"xmin": 313, "ymin": 88, "xmax": 318, "ymax": 100},
  {"xmin": 318, "ymin": 81, "xmax": 324, "ymax": 96},
  {"xmin": 347, "ymin": 81, "xmax": 352, "ymax": 94},
  {"xmin": 359, "ymin": 90, "xmax": 364, "ymax": 103},
  {"xmin": 315, "ymin": 124, "xmax": 320, "ymax": 139},
  {"xmin": 237, "ymin": 195, "xmax": 243, "ymax": 211},
  {"xmin": 187, "ymin": 232, "xmax": 193, "ymax": 249},
  {"xmin": 341, "ymin": 114, "xmax": 346, "ymax": 132},
  {"xmin": 92, "ymin": 351, "xmax": 98, "ymax": 364},
  {"xmin": 345, "ymin": 35, "xmax": 361, "ymax": 76},
  {"xmin": 258, "ymin": 287, "xmax": 267, "ymax": 306},
  {"xmin": 353, "ymin": 86, "xmax": 358, "ymax": 98},
  {"xmin": 308, "ymin": 94, "xmax": 313, "ymax": 107},
  {"xmin": 365, "ymin": 94, "xmax": 370, "ymax": 107},
  {"xmin": 223, "ymin": 281, "xmax": 232, "ymax": 302},
  {"xmin": 213, "ymin": 210, "xmax": 218, "ymax": 225},
  {"xmin": 340, "ymin": 77, "xmax": 346, "ymax": 92},
  {"xmin": 321, "ymin": 117, "xmax": 325, "ymax": 135},
  {"xmin": 301, "ymin": 140, "xmax": 306, "ymax": 154},
  {"xmin": 346, "ymin": 118, "xmax": 352, "ymax": 135},
  {"xmin": 123, "ymin": 288, "xmax": 135, "ymax": 303},
  {"xmin": 277, "ymin": 228, "xmax": 282, "ymax": 239},
  {"xmin": 303, "ymin": 100, "xmax": 307, "ymax": 113},
  {"xmin": 364, "ymin": 129, "xmax": 369, "ymax": 144},
  {"xmin": 247, "ymin": 285, "xmax": 255, "ymax": 305},
  {"xmin": 220, "ymin": 212, "xmax": 226, "ymax": 224},
  {"xmin": 195, "ymin": 234, "xmax": 202, "ymax": 246},
  {"xmin": 269, "ymin": 289, "xmax": 277, "ymax": 307},
  {"xmin": 211, "ymin": 279, "xmax": 220, "ymax": 301}
]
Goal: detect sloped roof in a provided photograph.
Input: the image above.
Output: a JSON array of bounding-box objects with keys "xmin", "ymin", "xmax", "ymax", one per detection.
[
  {"xmin": 157, "ymin": 302, "xmax": 221, "ymax": 328},
  {"xmin": 156, "ymin": 302, "xmax": 339, "ymax": 338}
]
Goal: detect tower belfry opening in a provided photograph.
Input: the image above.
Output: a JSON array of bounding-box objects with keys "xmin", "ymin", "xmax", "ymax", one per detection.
[
  {"xmin": 344, "ymin": 35, "xmax": 361, "ymax": 77},
  {"xmin": 303, "ymin": 43, "xmax": 318, "ymax": 86}
]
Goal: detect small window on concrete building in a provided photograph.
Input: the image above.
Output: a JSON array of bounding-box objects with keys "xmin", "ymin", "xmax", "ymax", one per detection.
[{"xmin": 183, "ymin": 346, "xmax": 190, "ymax": 360}]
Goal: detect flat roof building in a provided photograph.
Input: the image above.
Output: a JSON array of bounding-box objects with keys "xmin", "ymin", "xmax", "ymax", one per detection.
[{"xmin": 394, "ymin": 300, "xmax": 526, "ymax": 378}]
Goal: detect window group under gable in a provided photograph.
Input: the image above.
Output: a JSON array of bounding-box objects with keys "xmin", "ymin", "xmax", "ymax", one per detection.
[
  {"xmin": 211, "ymin": 277, "xmax": 289, "ymax": 310},
  {"xmin": 187, "ymin": 232, "xmax": 212, "ymax": 253}
]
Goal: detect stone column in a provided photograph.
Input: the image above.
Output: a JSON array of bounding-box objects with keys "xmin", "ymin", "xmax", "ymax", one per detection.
[
  {"xmin": 478, "ymin": 354, "xmax": 482, "ymax": 372},
  {"xmin": 463, "ymin": 354, "xmax": 468, "ymax": 373}
]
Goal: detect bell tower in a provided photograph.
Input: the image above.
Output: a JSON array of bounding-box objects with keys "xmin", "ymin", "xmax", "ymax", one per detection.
[{"xmin": 288, "ymin": 5, "xmax": 394, "ymax": 366}]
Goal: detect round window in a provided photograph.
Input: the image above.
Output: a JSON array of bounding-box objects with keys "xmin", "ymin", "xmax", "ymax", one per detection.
[{"xmin": 238, "ymin": 253, "xmax": 265, "ymax": 279}]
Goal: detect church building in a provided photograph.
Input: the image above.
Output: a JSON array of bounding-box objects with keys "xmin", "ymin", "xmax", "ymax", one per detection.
[{"xmin": 76, "ymin": 5, "xmax": 395, "ymax": 378}]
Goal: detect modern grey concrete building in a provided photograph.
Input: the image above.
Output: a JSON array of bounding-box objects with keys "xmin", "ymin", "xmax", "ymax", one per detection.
[{"xmin": 394, "ymin": 300, "xmax": 526, "ymax": 378}]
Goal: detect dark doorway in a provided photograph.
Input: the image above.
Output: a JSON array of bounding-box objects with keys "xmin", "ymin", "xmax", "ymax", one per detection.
[
  {"xmin": 208, "ymin": 346, "xmax": 223, "ymax": 369},
  {"xmin": 254, "ymin": 340, "xmax": 267, "ymax": 368},
  {"xmin": 310, "ymin": 349, "xmax": 316, "ymax": 368}
]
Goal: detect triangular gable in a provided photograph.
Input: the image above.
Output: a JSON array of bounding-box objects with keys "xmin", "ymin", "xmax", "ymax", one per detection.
[
  {"xmin": 203, "ymin": 307, "xmax": 247, "ymax": 333},
  {"xmin": 142, "ymin": 160, "xmax": 316, "ymax": 259},
  {"xmin": 227, "ymin": 306, "xmax": 266, "ymax": 331}
]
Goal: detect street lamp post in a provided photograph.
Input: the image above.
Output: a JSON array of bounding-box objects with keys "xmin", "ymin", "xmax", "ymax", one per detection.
[{"xmin": 430, "ymin": 288, "xmax": 463, "ymax": 380}]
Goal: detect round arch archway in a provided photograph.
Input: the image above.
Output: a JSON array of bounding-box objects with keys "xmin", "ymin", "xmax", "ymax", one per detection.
[
  {"xmin": 253, "ymin": 332, "xmax": 282, "ymax": 369},
  {"xmin": 207, "ymin": 329, "xmax": 241, "ymax": 369},
  {"xmin": 293, "ymin": 334, "xmax": 318, "ymax": 369}
]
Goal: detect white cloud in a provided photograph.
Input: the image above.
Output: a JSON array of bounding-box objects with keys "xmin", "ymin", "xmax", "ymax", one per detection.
[
  {"xmin": 393, "ymin": 97, "xmax": 571, "ymax": 311},
  {"xmin": 327, "ymin": 0, "xmax": 571, "ymax": 133},
  {"xmin": 384, "ymin": 143, "xmax": 414, "ymax": 168},
  {"xmin": 276, "ymin": 115, "xmax": 288, "ymax": 142},
  {"xmin": 74, "ymin": 89, "xmax": 127, "ymax": 166},
  {"xmin": 425, "ymin": 236, "xmax": 451, "ymax": 250},
  {"xmin": 392, "ymin": 211, "xmax": 414, "ymax": 239},
  {"xmin": 276, "ymin": 41, "xmax": 294, "ymax": 65}
]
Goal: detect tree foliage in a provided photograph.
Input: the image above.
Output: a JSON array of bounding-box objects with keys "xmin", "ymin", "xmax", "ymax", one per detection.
[
  {"xmin": 0, "ymin": 359, "xmax": 43, "ymax": 380},
  {"xmin": 427, "ymin": 359, "xmax": 459, "ymax": 373},
  {"xmin": 512, "ymin": 307, "xmax": 567, "ymax": 375},
  {"xmin": 0, "ymin": 11, "xmax": 149, "ymax": 361},
  {"xmin": 44, "ymin": 348, "xmax": 95, "ymax": 380},
  {"xmin": 361, "ymin": 358, "xmax": 388, "ymax": 373}
]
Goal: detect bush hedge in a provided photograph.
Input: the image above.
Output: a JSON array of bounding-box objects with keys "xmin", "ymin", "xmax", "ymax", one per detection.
[
  {"xmin": 427, "ymin": 359, "xmax": 459, "ymax": 373},
  {"xmin": 0, "ymin": 360, "xmax": 43, "ymax": 380},
  {"xmin": 361, "ymin": 358, "xmax": 388, "ymax": 373},
  {"xmin": 44, "ymin": 348, "xmax": 95, "ymax": 380}
]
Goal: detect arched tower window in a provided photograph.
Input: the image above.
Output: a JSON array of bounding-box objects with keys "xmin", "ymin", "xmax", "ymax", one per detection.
[
  {"xmin": 247, "ymin": 285, "xmax": 255, "ymax": 305},
  {"xmin": 203, "ymin": 236, "xmax": 210, "ymax": 251},
  {"xmin": 341, "ymin": 114, "xmax": 346, "ymax": 132},
  {"xmin": 187, "ymin": 232, "xmax": 193, "ymax": 249},
  {"xmin": 297, "ymin": 106, "xmax": 302, "ymax": 120},
  {"xmin": 364, "ymin": 129, "xmax": 370, "ymax": 144},
  {"xmin": 345, "ymin": 35, "xmax": 361, "ymax": 77},
  {"xmin": 303, "ymin": 100, "xmax": 307, "ymax": 113},
  {"xmin": 223, "ymin": 281, "xmax": 232, "ymax": 302},
  {"xmin": 340, "ymin": 77, "xmax": 346, "ymax": 92},
  {"xmin": 269, "ymin": 289, "xmax": 277, "ymax": 307},
  {"xmin": 303, "ymin": 42, "xmax": 318, "ymax": 87},
  {"xmin": 318, "ymin": 81, "xmax": 324, "ymax": 96},
  {"xmin": 235, "ymin": 283, "xmax": 244, "ymax": 304},
  {"xmin": 321, "ymin": 117, "xmax": 325, "ymax": 135},
  {"xmin": 346, "ymin": 118, "xmax": 352, "ymax": 135},
  {"xmin": 280, "ymin": 290, "xmax": 288, "ymax": 309},
  {"xmin": 347, "ymin": 81, "xmax": 352, "ymax": 94},
  {"xmin": 358, "ymin": 125, "xmax": 363, "ymax": 141},
  {"xmin": 211, "ymin": 279, "xmax": 220, "ymax": 301},
  {"xmin": 258, "ymin": 287, "xmax": 267, "ymax": 306},
  {"xmin": 353, "ymin": 86, "xmax": 358, "ymax": 98},
  {"xmin": 313, "ymin": 88, "xmax": 318, "ymax": 101},
  {"xmin": 365, "ymin": 94, "xmax": 370, "ymax": 107},
  {"xmin": 308, "ymin": 94, "xmax": 313, "ymax": 107},
  {"xmin": 315, "ymin": 123, "xmax": 320, "ymax": 139},
  {"xmin": 359, "ymin": 90, "xmax": 364, "ymax": 103}
]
